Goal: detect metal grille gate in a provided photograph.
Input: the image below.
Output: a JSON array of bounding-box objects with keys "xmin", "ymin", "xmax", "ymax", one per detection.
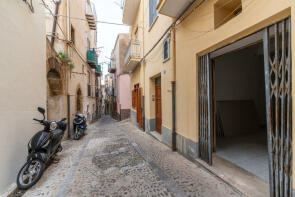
[
  {"xmin": 198, "ymin": 54, "xmax": 213, "ymax": 165},
  {"xmin": 264, "ymin": 17, "xmax": 292, "ymax": 197}
]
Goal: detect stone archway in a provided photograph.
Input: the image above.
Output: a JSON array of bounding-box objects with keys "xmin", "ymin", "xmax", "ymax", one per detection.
[{"xmin": 47, "ymin": 69, "xmax": 62, "ymax": 95}]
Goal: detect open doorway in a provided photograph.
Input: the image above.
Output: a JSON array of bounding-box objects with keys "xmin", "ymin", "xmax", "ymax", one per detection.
[
  {"xmin": 198, "ymin": 17, "xmax": 292, "ymax": 196},
  {"xmin": 212, "ymin": 42, "xmax": 268, "ymax": 181}
]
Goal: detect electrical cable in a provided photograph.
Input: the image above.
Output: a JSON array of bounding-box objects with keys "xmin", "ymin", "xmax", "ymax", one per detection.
[
  {"xmin": 55, "ymin": 14, "xmax": 130, "ymax": 26},
  {"xmin": 41, "ymin": 0, "xmax": 67, "ymax": 39}
]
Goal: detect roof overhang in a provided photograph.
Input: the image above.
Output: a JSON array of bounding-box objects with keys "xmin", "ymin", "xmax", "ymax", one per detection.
[
  {"xmin": 122, "ymin": 0, "xmax": 141, "ymax": 25},
  {"xmin": 157, "ymin": 0, "xmax": 195, "ymax": 18}
]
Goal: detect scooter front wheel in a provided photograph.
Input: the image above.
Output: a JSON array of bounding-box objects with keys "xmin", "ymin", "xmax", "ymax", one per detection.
[
  {"xmin": 17, "ymin": 159, "xmax": 45, "ymax": 190},
  {"xmin": 74, "ymin": 130, "xmax": 80, "ymax": 140}
]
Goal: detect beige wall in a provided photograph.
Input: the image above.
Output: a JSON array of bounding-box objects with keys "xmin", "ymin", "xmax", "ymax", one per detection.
[{"xmin": 0, "ymin": 0, "xmax": 46, "ymax": 194}]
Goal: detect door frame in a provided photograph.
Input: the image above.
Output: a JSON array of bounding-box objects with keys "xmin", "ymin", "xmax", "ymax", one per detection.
[{"xmin": 198, "ymin": 17, "xmax": 292, "ymax": 196}]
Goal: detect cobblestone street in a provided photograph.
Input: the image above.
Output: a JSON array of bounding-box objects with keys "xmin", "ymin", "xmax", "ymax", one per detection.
[{"xmin": 22, "ymin": 116, "xmax": 243, "ymax": 197}]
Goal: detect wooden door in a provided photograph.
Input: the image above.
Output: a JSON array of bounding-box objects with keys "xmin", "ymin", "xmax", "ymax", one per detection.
[
  {"xmin": 198, "ymin": 54, "xmax": 213, "ymax": 165},
  {"xmin": 155, "ymin": 83, "xmax": 162, "ymax": 133}
]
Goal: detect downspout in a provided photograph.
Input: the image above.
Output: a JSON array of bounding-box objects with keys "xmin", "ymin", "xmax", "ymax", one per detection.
[
  {"xmin": 66, "ymin": 0, "xmax": 71, "ymax": 139},
  {"xmin": 142, "ymin": 0, "xmax": 146, "ymax": 131},
  {"xmin": 51, "ymin": 0, "xmax": 61, "ymax": 47},
  {"xmin": 171, "ymin": 24, "xmax": 177, "ymax": 151}
]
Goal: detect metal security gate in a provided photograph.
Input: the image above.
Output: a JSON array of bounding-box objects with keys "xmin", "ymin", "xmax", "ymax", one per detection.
[
  {"xmin": 198, "ymin": 54, "xmax": 213, "ymax": 165},
  {"xmin": 264, "ymin": 17, "xmax": 292, "ymax": 197}
]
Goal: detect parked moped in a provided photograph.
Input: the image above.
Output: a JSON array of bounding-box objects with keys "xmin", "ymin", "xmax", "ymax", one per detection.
[
  {"xmin": 16, "ymin": 107, "xmax": 67, "ymax": 190},
  {"xmin": 73, "ymin": 114, "xmax": 87, "ymax": 140}
]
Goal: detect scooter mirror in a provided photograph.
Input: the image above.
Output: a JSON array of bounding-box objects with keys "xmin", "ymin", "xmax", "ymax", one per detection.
[
  {"xmin": 61, "ymin": 118, "xmax": 67, "ymax": 122},
  {"xmin": 37, "ymin": 107, "xmax": 45, "ymax": 114}
]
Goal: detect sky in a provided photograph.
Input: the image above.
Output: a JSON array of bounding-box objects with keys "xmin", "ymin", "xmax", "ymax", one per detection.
[{"xmin": 93, "ymin": 0, "xmax": 129, "ymax": 83}]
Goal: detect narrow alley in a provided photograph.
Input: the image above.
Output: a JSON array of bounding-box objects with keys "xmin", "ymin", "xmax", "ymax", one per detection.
[{"xmin": 20, "ymin": 117, "xmax": 242, "ymax": 197}]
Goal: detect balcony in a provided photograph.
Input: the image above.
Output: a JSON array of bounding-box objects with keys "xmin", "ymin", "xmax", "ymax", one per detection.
[
  {"xmin": 122, "ymin": 0, "xmax": 141, "ymax": 25},
  {"xmin": 87, "ymin": 49, "xmax": 98, "ymax": 69},
  {"xmin": 124, "ymin": 40, "xmax": 141, "ymax": 72},
  {"xmin": 108, "ymin": 62, "xmax": 116, "ymax": 73},
  {"xmin": 157, "ymin": 0, "xmax": 194, "ymax": 18},
  {"xmin": 85, "ymin": 1, "xmax": 97, "ymax": 30},
  {"xmin": 95, "ymin": 64, "xmax": 102, "ymax": 77}
]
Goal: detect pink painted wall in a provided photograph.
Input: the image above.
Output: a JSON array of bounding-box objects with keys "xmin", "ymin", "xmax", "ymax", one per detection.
[
  {"xmin": 112, "ymin": 33, "xmax": 131, "ymax": 114},
  {"xmin": 117, "ymin": 74, "xmax": 131, "ymax": 113}
]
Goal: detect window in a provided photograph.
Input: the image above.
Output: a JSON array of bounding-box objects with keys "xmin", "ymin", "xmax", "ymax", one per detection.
[
  {"xmin": 162, "ymin": 36, "xmax": 170, "ymax": 62},
  {"xmin": 214, "ymin": 0, "xmax": 242, "ymax": 29},
  {"xmin": 71, "ymin": 25, "xmax": 75, "ymax": 44},
  {"xmin": 149, "ymin": 0, "xmax": 159, "ymax": 27}
]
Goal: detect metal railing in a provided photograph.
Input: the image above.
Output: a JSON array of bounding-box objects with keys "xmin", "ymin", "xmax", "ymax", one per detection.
[{"xmin": 124, "ymin": 39, "xmax": 141, "ymax": 66}]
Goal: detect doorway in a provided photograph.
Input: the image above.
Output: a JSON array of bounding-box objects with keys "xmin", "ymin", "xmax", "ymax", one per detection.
[
  {"xmin": 213, "ymin": 42, "xmax": 268, "ymax": 181},
  {"xmin": 76, "ymin": 88, "xmax": 82, "ymax": 113},
  {"xmin": 155, "ymin": 77, "xmax": 162, "ymax": 133},
  {"xmin": 198, "ymin": 17, "xmax": 292, "ymax": 196}
]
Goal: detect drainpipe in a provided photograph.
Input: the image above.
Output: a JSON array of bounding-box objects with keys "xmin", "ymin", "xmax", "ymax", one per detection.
[
  {"xmin": 66, "ymin": 0, "xmax": 71, "ymax": 139},
  {"xmin": 51, "ymin": 0, "xmax": 61, "ymax": 47},
  {"xmin": 142, "ymin": 0, "xmax": 146, "ymax": 131},
  {"xmin": 171, "ymin": 25, "xmax": 177, "ymax": 151}
]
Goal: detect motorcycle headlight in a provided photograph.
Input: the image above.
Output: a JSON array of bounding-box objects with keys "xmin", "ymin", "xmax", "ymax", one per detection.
[{"xmin": 50, "ymin": 121, "xmax": 58, "ymax": 130}]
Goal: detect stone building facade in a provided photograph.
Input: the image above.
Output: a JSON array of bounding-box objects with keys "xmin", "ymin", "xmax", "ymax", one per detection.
[{"xmin": 45, "ymin": 0, "xmax": 102, "ymax": 138}]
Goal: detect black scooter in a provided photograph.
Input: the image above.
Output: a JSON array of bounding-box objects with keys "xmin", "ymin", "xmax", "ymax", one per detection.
[
  {"xmin": 16, "ymin": 107, "xmax": 67, "ymax": 190},
  {"xmin": 73, "ymin": 114, "xmax": 87, "ymax": 140}
]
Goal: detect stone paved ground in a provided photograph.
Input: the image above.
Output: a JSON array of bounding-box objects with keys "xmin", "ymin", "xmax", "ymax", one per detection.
[{"xmin": 19, "ymin": 116, "xmax": 243, "ymax": 197}]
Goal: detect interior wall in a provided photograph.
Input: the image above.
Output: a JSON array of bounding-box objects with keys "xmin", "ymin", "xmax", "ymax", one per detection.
[{"xmin": 214, "ymin": 43, "xmax": 266, "ymax": 130}]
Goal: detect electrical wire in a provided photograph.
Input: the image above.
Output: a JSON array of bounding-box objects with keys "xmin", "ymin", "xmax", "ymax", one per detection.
[
  {"xmin": 41, "ymin": 0, "xmax": 98, "ymax": 75},
  {"xmin": 41, "ymin": 0, "xmax": 67, "ymax": 39},
  {"xmin": 55, "ymin": 14, "xmax": 130, "ymax": 26}
]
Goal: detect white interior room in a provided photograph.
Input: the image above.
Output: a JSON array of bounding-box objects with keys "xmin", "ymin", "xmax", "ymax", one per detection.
[{"xmin": 212, "ymin": 40, "xmax": 269, "ymax": 182}]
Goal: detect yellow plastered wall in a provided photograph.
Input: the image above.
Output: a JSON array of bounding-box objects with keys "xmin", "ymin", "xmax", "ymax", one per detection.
[
  {"xmin": 175, "ymin": 0, "xmax": 295, "ymax": 144},
  {"xmin": 142, "ymin": 0, "xmax": 174, "ymax": 129}
]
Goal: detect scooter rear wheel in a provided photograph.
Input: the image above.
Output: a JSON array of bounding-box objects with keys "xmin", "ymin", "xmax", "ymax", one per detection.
[{"xmin": 17, "ymin": 159, "xmax": 45, "ymax": 190}]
